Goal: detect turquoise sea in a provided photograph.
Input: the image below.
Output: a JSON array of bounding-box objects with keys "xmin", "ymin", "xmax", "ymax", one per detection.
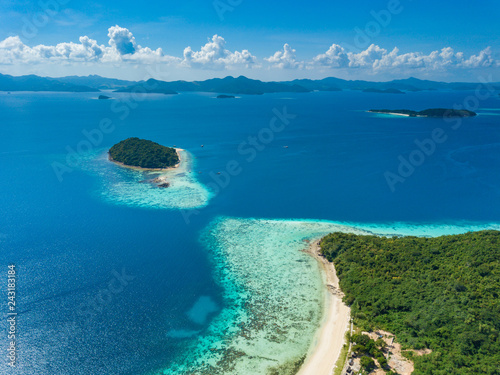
[{"xmin": 0, "ymin": 90, "xmax": 499, "ymax": 374}]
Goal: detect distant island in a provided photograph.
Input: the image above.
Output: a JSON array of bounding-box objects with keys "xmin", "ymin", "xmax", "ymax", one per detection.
[
  {"xmin": 109, "ymin": 138, "xmax": 180, "ymax": 169},
  {"xmin": 217, "ymin": 94, "xmax": 235, "ymax": 99},
  {"xmin": 2, "ymin": 73, "xmax": 500, "ymax": 94},
  {"xmin": 98, "ymin": 95, "xmax": 111, "ymax": 100},
  {"xmin": 363, "ymin": 88, "xmax": 405, "ymax": 94},
  {"xmin": 369, "ymin": 108, "xmax": 477, "ymax": 117}
]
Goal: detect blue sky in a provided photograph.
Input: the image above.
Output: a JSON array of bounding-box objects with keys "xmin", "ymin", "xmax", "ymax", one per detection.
[{"xmin": 0, "ymin": 0, "xmax": 498, "ymax": 81}]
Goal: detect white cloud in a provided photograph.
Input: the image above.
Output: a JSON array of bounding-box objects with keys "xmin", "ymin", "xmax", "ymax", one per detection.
[
  {"xmin": 0, "ymin": 26, "xmax": 498, "ymax": 78},
  {"xmin": 107, "ymin": 25, "xmax": 137, "ymax": 55},
  {"xmin": 0, "ymin": 26, "xmax": 179, "ymax": 66},
  {"xmin": 0, "ymin": 35, "xmax": 104, "ymax": 64},
  {"xmin": 0, "ymin": 36, "xmax": 34, "ymax": 64},
  {"xmin": 348, "ymin": 44, "xmax": 388, "ymax": 68},
  {"xmin": 312, "ymin": 44, "xmax": 349, "ymax": 68},
  {"xmin": 265, "ymin": 44, "xmax": 303, "ymax": 69},
  {"xmin": 461, "ymin": 47, "xmax": 496, "ymax": 68},
  {"xmin": 310, "ymin": 44, "xmax": 499, "ymax": 73},
  {"xmin": 182, "ymin": 35, "xmax": 256, "ymax": 69}
]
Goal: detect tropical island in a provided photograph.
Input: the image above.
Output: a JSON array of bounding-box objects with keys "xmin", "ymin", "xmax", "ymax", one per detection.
[
  {"xmin": 316, "ymin": 230, "xmax": 500, "ymax": 375},
  {"xmin": 109, "ymin": 138, "xmax": 180, "ymax": 169},
  {"xmin": 217, "ymin": 94, "xmax": 236, "ymax": 99},
  {"xmin": 369, "ymin": 108, "xmax": 477, "ymax": 117}
]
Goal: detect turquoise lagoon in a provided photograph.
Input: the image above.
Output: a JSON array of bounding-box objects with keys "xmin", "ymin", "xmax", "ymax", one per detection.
[{"xmin": 0, "ymin": 90, "xmax": 499, "ymax": 374}]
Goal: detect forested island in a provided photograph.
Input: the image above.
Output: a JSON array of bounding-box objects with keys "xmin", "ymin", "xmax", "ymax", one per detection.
[
  {"xmin": 320, "ymin": 230, "xmax": 500, "ymax": 374},
  {"xmin": 369, "ymin": 108, "xmax": 477, "ymax": 117},
  {"xmin": 109, "ymin": 138, "xmax": 179, "ymax": 169}
]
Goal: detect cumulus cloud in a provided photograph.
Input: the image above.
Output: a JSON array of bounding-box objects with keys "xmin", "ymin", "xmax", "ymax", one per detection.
[
  {"xmin": 0, "ymin": 35, "xmax": 105, "ymax": 64},
  {"xmin": 265, "ymin": 44, "xmax": 303, "ymax": 69},
  {"xmin": 182, "ymin": 35, "xmax": 256, "ymax": 69},
  {"xmin": 461, "ymin": 47, "xmax": 496, "ymax": 68},
  {"xmin": 107, "ymin": 25, "xmax": 137, "ymax": 55},
  {"xmin": 312, "ymin": 44, "xmax": 349, "ymax": 68},
  {"xmin": 348, "ymin": 44, "xmax": 388, "ymax": 68},
  {"xmin": 0, "ymin": 26, "xmax": 179, "ymax": 66},
  {"xmin": 310, "ymin": 43, "xmax": 498, "ymax": 72},
  {"xmin": 0, "ymin": 26, "xmax": 498, "ymax": 76}
]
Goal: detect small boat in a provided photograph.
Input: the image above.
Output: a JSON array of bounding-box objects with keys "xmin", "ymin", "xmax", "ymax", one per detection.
[
  {"xmin": 284, "ymin": 146, "xmax": 289, "ymax": 148},
  {"xmin": 201, "ymin": 145, "xmax": 204, "ymax": 147}
]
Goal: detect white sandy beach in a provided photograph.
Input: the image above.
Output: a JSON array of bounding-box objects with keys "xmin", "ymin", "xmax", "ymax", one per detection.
[
  {"xmin": 297, "ymin": 240, "xmax": 351, "ymax": 375},
  {"xmin": 368, "ymin": 111, "xmax": 411, "ymax": 117}
]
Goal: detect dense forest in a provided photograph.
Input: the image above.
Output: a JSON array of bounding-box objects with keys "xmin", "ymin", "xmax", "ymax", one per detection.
[
  {"xmin": 109, "ymin": 138, "xmax": 179, "ymax": 169},
  {"xmin": 320, "ymin": 231, "xmax": 500, "ymax": 374}
]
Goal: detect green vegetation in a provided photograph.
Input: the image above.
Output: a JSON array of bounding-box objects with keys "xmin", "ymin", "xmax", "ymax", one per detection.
[
  {"xmin": 109, "ymin": 138, "xmax": 179, "ymax": 169},
  {"xmin": 360, "ymin": 355, "xmax": 376, "ymax": 372},
  {"xmin": 333, "ymin": 339, "xmax": 351, "ymax": 375},
  {"xmin": 351, "ymin": 333, "xmax": 388, "ymax": 371},
  {"xmin": 320, "ymin": 231, "xmax": 500, "ymax": 374},
  {"xmin": 369, "ymin": 108, "xmax": 477, "ymax": 117}
]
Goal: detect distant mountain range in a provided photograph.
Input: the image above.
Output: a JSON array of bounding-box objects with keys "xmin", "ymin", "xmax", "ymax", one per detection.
[
  {"xmin": 115, "ymin": 76, "xmax": 310, "ymax": 95},
  {"xmin": 1, "ymin": 73, "xmax": 499, "ymax": 94},
  {"xmin": 0, "ymin": 73, "xmax": 99, "ymax": 92},
  {"xmin": 56, "ymin": 75, "xmax": 137, "ymax": 90}
]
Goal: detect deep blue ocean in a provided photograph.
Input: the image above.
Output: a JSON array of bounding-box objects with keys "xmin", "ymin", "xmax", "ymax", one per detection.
[{"xmin": 0, "ymin": 89, "xmax": 499, "ymax": 374}]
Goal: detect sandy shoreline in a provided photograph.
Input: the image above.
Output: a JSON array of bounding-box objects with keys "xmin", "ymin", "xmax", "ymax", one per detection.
[
  {"xmin": 368, "ymin": 111, "xmax": 411, "ymax": 117},
  {"xmin": 297, "ymin": 239, "xmax": 351, "ymax": 375},
  {"xmin": 108, "ymin": 147, "xmax": 184, "ymax": 172}
]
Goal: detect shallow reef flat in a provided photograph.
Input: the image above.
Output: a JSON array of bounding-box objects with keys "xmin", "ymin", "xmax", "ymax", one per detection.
[{"xmin": 84, "ymin": 149, "xmax": 212, "ymax": 210}]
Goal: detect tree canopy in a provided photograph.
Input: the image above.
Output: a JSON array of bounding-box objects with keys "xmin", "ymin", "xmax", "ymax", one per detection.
[
  {"xmin": 320, "ymin": 230, "xmax": 500, "ymax": 374},
  {"xmin": 109, "ymin": 138, "xmax": 179, "ymax": 169}
]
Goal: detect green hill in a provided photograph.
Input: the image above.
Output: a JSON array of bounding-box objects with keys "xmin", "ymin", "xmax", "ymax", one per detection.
[
  {"xmin": 109, "ymin": 138, "xmax": 179, "ymax": 169},
  {"xmin": 320, "ymin": 230, "xmax": 500, "ymax": 374}
]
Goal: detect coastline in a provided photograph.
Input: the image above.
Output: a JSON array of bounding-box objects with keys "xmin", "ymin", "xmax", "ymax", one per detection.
[
  {"xmin": 94, "ymin": 147, "xmax": 212, "ymax": 209},
  {"xmin": 368, "ymin": 111, "xmax": 411, "ymax": 117},
  {"xmin": 298, "ymin": 238, "xmax": 351, "ymax": 375},
  {"xmin": 108, "ymin": 147, "xmax": 184, "ymax": 171}
]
